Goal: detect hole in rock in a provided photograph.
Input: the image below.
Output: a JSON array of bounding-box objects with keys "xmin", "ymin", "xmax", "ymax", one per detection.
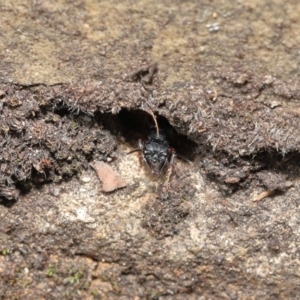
[{"xmin": 103, "ymin": 108, "xmax": 198, "ymax": 162}]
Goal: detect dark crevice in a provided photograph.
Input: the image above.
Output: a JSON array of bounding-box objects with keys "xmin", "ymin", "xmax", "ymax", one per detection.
[
  {"xmin": 118, "ymin": 108, "xmax": 198, "ymax": 161},
  {"xmin": 94, "ymin": 108, "xmax": 199, "ymax": 161}
]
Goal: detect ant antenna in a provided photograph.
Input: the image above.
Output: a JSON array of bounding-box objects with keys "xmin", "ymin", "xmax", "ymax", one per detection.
[
  {"xmin": 148, "ymin": 109, "xmax": 159, "ymax": 137},
  {"xmin": 142, "ymin": 103, "xmax": 159, "ymax": 137}
]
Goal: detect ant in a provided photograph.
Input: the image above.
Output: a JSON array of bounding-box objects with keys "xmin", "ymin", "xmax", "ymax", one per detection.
[{"xmin": 128, "ymin": 108, "xmax": 189, "ymax": 181}]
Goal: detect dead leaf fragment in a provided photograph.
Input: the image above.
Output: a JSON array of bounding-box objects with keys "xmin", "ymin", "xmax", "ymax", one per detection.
[{"xmin": 91, "ymin": 161, "xmax": 127, "ymax": 192}]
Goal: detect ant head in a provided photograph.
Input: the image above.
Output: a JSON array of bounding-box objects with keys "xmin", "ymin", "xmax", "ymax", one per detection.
[{"xmin": 140, "ymin": 138, "xmax": 170, "ymax": 177}]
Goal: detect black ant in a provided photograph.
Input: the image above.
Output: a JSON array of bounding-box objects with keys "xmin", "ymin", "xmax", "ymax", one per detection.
[{"xmin": 128, "ymin": 108, "xmax": 189, "ymax": 181}]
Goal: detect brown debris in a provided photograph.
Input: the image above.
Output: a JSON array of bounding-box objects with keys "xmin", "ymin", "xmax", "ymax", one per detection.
[
  {"xmin": 253, "ymin": 190, "xmax": 274, "ymax": 202},
  {"xmin": 129, "ymin": 62, "xmax": 158, "ymax": 84},
  {"xmin": 253, "ymin": 171, "xmax": 294, "ymax": 202},
  {"xmin": 91, "ymin": 161, "xmax": 127, "ymax": 192},
  {"xmin": 224, "ymin": 177, "xmax": 240, "ymax": 184},
  {"xmin": 257, "ymin": 170, "xmax": 292, "ymax": 191},
  {"xmin": 0, "ymin": 184, "xmax": 19, "ymax": 201}
]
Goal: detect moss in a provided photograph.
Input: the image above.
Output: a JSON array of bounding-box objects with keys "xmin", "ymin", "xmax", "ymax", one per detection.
[
  {"xmin": 64, "ymin": 271, "xmax": 84, "ymax": 285},
  {"xmin": 1, "ymin": 248, "xmax": 10, "ymax": 256},
  {"xmin": 46, "ymin": 265, "xmax": 55, "ymax": 277}
]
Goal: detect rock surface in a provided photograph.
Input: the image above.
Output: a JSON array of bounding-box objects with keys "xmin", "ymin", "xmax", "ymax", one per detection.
[{"xmin": 1, "ymin": 0, "xmax": 300, "ymax": 299}]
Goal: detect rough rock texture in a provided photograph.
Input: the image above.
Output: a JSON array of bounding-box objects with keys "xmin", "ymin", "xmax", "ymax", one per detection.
[{"xmin": 1, "ymin": 0, "xmax": 300, "ymax": 299}]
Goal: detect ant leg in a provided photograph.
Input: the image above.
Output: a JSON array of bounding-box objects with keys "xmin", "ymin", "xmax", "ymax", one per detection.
[
  {"xmin": 166, "ymin": 148, "xmax": 176, "ymax": 189},
  {"xmin": 127, "ymin": 148, "xmax": 143, "ymax": 168},
  {"xmin": 138, "ymin": 151, "xmax": 144, "ymax": 168},
  {"xmin": 128, "ymin": 140, "xmax": 144, "ymax": 170},
  {"xmin": 127, "ymin": 139, "xmax": 144, "ymax": 155},
  {"xmin": 137, "ymin": 139, "xmax": 146, "ymax": 169},
  {"xmin": 127, "ymin": 149, "xmax": 141, "ymax": 155},
  {"xmin": 176, "ymin": 153, "xmax": 192, "ymax": 164}
]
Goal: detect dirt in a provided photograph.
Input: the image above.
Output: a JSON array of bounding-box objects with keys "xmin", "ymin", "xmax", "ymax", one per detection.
[{"xmin": 1, "ymin": 0, "xmax": 300, "ymax": 299}]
